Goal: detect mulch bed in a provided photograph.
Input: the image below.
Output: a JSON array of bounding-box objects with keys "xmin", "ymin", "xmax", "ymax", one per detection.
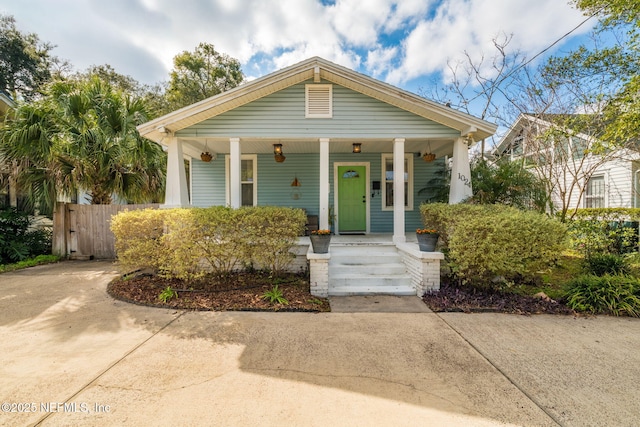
[
  {"xmin": 422, "ymin": 281, "xmax": 575, "ymax": 315},
  {"xmin": 107, "ymin": 271, "xmax": 331, "ymax": 312},
  {"xmin": 109, "ymin": 271, "xmax": 576, "ymax": 315}
]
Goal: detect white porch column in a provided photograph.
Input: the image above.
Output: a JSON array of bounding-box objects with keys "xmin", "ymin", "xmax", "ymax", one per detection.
[
  {"xmin": 449, "ymin": 136, "xmax": 473, "ymax": 204},
  {"xmin": 229, "ymin": 137, "xmax": 241, "ymax": 208},
  {"xmin": 319, "ymin": 138, "xmax": 330, "ymax": 230},
  {"xmin": 162, "ymin": 136, "xmax": 190, "ymax": 208},
  {"xmin": 393, "ymin": 138, "xmax": 406, "ymax": 244}
]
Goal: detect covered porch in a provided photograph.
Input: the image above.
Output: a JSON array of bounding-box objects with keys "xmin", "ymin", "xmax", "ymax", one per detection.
[{"xmin": 162, "ymin": 134, "xmax": 477, "ymax": 244}]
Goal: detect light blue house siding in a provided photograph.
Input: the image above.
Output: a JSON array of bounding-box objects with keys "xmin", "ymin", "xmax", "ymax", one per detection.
[
  {"xmin": 190, "ymin": 153, "xmax": 445, "ymax": 232},
  {"xmin": 185, "ymin": 78, "xmax": 451, "ymax": 232},
  {"xmin": 176, "ymin": 80, "xmax": 460, "ymax": 139}
]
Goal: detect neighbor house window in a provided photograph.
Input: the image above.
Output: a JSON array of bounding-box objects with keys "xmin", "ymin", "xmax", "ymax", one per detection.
[
  {"xmin": 381, "ymin": 154, "xmax": 413, "ymax": 211},
  {"xmin": 585, "ymin": 175, "xmax": 605, "ymax": 208},
  {"xmin": 226, "ymin": 154, "xmax": 257, "ymax": 206},
  {"xmin": 305, "ymin": 84, "xmax": 332, "ymax": 118}
]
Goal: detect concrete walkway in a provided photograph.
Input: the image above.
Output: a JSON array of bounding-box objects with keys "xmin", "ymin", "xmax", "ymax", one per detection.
[{"xmin": 1, "ymin": 261, "xmax": 639, "ymax": 426}]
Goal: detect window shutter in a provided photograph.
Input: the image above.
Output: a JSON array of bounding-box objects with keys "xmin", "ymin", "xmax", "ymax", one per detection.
[{"xmin": 306, "ymin": 84, "xmax": 332, "ymax": 118}]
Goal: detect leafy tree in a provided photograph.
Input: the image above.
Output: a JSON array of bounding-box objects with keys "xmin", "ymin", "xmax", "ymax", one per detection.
[
  {"xmin": 563, "ymin": 1, "xmax": 640, "ymax": 144},
  {"xmin": 73, "ymin": 64, "xmax": 167, "ymax": 119},
  {"xmin": 469, "ymin": 159, "xmax": 549, "ymax": 212},
  {"xmin": 0, "ymin": 14, "xmax": 59, "ymax": 100},
  {"xmin": 166, "ymin": 42, "xmax": 244, "ymax": 111},
  {"xmin": 1, "ymin": 76, "xmax": 166, "ymax": 211}
]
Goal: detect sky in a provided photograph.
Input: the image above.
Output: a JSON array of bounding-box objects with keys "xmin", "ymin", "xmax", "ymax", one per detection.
[{"xmin": 0, "ymin": 0, "xmax": 597, "ymax": 124}]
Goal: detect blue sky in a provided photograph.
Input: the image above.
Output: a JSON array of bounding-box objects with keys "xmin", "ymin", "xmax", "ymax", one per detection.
[{"xmin": 1, "ymin": 0, "xmax": 597, "ymax": 128}]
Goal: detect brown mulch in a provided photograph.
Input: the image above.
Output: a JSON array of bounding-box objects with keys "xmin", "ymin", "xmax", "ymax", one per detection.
[
  {"xmin": 422, "ymin": 282, "xmax": 575, "ymax": 315},
  {"xmin": 107, "ymin": 271, "xmax": 331, "ymax": 312}
]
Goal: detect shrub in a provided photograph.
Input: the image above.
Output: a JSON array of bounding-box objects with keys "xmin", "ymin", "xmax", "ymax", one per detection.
[
  {"xmin": 420, "ymin": 203, "xmax": 567, "ymax": 286},
  {"xmin": 111, "ymin": 206, "xmax": 306, "ymax": 280},
  {"xmin": 111, "ymin": 208, "xmax": 170, "ymax": 274},
  {"xmin": 565, "ymin": 274, "xmax": 640, "ymax": 317},
  {"xmin": 240, "ymin": 206, "xmax": 306, "ymax": 275},
  {"xmin": 469, "ymin": 159, "xmax": 549, "ymax": 212},
  {"xmin": 0, "ymin": 207, "xmax": 52, "ymax": 264},
  {"xmin": 583, "ymin": 253, "xmax": 630, "ymax": 276},
  {"xmin": 568, "ymin": 208, "xmax": 640, "ymax": 256}
]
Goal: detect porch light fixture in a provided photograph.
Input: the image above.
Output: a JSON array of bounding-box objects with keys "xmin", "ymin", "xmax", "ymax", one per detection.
[
  {"xmin": 352, "ymin": 143, "xmax": 362, "ymax": 153},
  {"xmin": 273, "ymin": 144, "xmax": 286, "ymax": 163}
]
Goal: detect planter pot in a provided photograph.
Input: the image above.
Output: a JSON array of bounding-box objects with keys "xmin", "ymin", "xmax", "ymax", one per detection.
[
  {"xmin": 417, "ymin": 233, "xmax": 439, "ymax": 252},
  {"xmin": 310, "ymin": 235, "xmax": 331, "ymax": 253}
]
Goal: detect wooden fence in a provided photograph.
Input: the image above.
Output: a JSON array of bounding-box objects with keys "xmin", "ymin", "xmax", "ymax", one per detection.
[{"xmin": 52, "ymin": 202, "xmax": 159, "ymax": 260}]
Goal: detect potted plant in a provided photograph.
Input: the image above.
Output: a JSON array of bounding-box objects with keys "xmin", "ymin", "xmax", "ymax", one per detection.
[
  {"xmin": 416, "ymin": 228, "xmax": 439, "ymax": 252},
  {"xmin": 310, "ymin": 229, "xmax": 331, "ymax": 253}
]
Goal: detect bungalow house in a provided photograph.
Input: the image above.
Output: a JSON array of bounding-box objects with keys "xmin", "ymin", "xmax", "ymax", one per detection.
[
  {"xmin": 137, "ymin": 57, "xmax": 497, "ymax": 296},
  {"xmin": 494, "ymin": 113, "xmax": 640, "ymax": 213}
]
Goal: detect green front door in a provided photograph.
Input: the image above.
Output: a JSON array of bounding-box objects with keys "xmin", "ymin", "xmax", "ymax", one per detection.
[{"xmin": 337, "ymin": 165, "xmax": 367, "ymax": 232}]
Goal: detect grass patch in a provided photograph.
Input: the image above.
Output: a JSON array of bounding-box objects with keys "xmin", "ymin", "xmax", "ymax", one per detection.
[{"xmin": 0, "ymin": 254, "xmax": 61, "ymax": 273}]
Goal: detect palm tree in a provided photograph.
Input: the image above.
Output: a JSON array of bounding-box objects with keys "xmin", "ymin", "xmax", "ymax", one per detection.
[{"xmin": 1, "ymin": 76, "xmax": 165, "ymax": 212}]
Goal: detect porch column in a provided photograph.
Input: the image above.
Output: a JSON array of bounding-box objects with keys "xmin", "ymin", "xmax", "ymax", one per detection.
[
  {"xmin": 449, "ymin": 136, "xmax": 473, "ymax": 204},
  {"xmin": 393, "ymin": 138, "xmax": 406, "ymax": 244},
  {"xmin": 162, "ymin": 136, "xmax": 190, "ymax": 208},
  {"xmin": 319, "ymin": 138, "xmax": 330, "ymax": 230},
  {"xmin": 229, "ymin": 137, "xmax": 241, "ymax": 208}
]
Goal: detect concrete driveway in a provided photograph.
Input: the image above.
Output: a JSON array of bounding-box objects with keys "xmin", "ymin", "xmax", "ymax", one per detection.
[{"xmin": 1, "ymin": 261, "xmax": 639, "ymax": 426}]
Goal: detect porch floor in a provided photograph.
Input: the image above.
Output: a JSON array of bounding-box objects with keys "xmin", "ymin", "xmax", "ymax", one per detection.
[{"xmin": 298, "ymin": 233, "xmax": 418, "ymax": 245}]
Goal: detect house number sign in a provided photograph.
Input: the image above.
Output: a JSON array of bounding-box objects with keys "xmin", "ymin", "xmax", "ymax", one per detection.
[{"xmin": 458, "ymin": 173, "xmax": 471, "ymax": 188}]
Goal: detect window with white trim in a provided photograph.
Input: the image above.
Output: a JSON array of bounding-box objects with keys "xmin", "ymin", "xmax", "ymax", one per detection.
[
  {"xmin": 226, "ymin": 154, "xmax": 257, "ymax": 206},
  {"xmin": 585, "ymin": 175, "xmax": 605, "ymax": 208},
  {"xmin": 305, "ymin": 84, "xmax": 332, "ymax": 118},
  {"xmin": 381, "ymin": 153, "xmax": 413, "ymax": 211}
]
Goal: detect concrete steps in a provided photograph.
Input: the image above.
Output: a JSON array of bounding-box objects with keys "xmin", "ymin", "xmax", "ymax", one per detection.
[{"xmin": 328, "ymin": 243, "xmax": 414, "ymax": 296}]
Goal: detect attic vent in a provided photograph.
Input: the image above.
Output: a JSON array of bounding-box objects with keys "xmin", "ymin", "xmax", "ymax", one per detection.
[{"xmin": 305, "ymin": 84, "xmax": 332, "ymax": 118}]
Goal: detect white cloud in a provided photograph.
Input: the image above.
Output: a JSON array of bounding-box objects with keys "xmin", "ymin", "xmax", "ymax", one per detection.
[
  {"xmin": 0, "ymin": 0, "xmax": 595, "ymax": 90},
  {"xmin": 387, "ymin": 0, "xmax": 592, "ymax": 86}
]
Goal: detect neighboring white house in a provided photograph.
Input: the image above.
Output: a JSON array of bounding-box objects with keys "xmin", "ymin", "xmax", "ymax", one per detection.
[{"xmin": 494, "ymin": 113, "xmax": 640, "ymax": 212}]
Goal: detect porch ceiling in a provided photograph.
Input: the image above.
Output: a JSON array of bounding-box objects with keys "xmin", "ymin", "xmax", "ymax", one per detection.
[{"xmin": 179, "ymin": 137, "xmax": 457, "ymax": 159}]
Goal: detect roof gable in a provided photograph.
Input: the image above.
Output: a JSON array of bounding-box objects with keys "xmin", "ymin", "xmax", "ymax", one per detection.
[{"xmin": 138, "ymin": 57, "xmax": 497, "ymax": 142}]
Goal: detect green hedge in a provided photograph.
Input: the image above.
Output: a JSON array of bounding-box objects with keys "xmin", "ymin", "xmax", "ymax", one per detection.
[
  {"xmin": 568, "ymin": 208, "xmax": 639, "ymax": 256},
  {"xmin": 111, "ymin": 206, "xmax": 306, "ymax": 280},
  {"xmin": 420, "ymin": 203, "xmax": 567, "ymax": 285}
]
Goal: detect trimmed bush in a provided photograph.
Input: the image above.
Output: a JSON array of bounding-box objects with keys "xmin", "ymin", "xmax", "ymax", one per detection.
[
  {"xmin": 420, "ymin": 203, "xmax": 567, "ymax": 286},
  {"xmin": 111, "ymin": 208, "xmax": 171, "ymax": 274},
  {"xmin": 583, "ymin": 253, "xmax": 630, "ymax": 276},
  {"xmin": 111, "ymin": 206, "xmax": 307, "ymax": 280},
  {"xmin": 569, "ymin": 208, "xmax": 640, "ymax": 256},
  {"xmin": 565, "ymin": 274, "xmax": 640, "ymax": 317}
]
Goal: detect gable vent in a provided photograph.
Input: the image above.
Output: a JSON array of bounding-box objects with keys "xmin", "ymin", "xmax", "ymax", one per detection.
[{"xmin": 306, "ymin": 84, "xmax": 332, "ymax": 118}]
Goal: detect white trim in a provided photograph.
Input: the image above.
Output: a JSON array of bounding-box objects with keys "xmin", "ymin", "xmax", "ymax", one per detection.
[
  {"xmin": 381, "ymin": 153, "xmax": 414, "ymax": 211},
  {"xmin": 333, "ymin": 162, "xmax": 370, "ymax": 234},
  {"xmin": 229, "ymin": 138, "xmax": 241, "ymax": 208},
  {"xmin": 162, "ymin": 137, "xmax": 190, "ymax": 208},
  {"xmin": 319, "ymin": 138, "xmax": 330, "ymax": 230},
  {"xmin": 305, "ymin": 84, "xmax": 333, "ymax": 118},
  {"xmin": 225, "ymin": 154, "xmax": 258, "ymax": 207}
]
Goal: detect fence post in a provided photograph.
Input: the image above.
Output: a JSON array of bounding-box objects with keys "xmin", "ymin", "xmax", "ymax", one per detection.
[{"xmin": 52, "ymin": 202, "xmax": 67, "ymax": 257}]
